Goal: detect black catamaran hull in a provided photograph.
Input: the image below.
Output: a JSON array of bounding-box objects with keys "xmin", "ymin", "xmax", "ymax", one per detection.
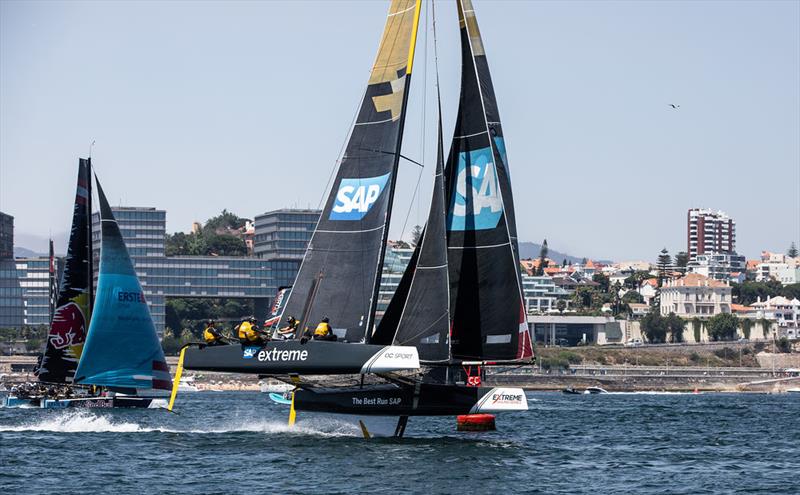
[
  {"xmin": 183, "ymin": 341, "xmax": 419, "ymax": 375},
  {"xmin": 293, "ymin": 383, "xmax": 528, "ymax": 416}
]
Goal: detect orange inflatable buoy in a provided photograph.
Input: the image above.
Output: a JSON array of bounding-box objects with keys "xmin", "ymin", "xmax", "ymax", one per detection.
[{"xmin": 457, "ymin": 414, "xmax": 496, "ymax": 431}]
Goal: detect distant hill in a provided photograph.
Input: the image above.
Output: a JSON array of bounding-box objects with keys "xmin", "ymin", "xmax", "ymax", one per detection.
[
  {"xmin": 518, "ymin": 242, "xmax": 613, "ymax": 265},
  {"xmin": 13, "ymin": 246, "xmax": 44, "ymax": 258}
]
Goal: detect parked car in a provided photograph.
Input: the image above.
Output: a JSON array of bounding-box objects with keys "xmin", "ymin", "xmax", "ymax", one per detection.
[{"xmin": 625, "ymin": 339, "xmax": 643, "ymax": 347}]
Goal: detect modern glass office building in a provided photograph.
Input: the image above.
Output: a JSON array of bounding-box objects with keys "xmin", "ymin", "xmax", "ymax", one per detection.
[{"xmin": 90, "ymin": 207, "xmax": 314, "ymax": 335}]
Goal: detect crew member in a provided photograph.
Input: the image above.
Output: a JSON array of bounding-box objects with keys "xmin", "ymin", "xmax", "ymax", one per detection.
[
  {"xmin": 237, "ymin": 316, "xmax": 267, "ymax": 345},
  {"xmin": 276, "ymin": 316, "xmax": 299, "ymax": 340},
  {"xmin": 203, "ymin": 320, "xmax": 225, "ymax": 346},
  {"xmin": 313, "ymin": 317, "xmax": 336, "ymax": 341}
]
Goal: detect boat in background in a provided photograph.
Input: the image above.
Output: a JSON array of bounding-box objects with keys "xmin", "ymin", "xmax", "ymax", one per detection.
[
  {"xmin": 69, "ymin": 177, "xmax": 173, "ymax": 407},
  {"xmin": 585, "ymin": 387, "xmax": 609, "ymax": 395},
  {"xmin": 4, "ymin": 159, "xmax": 94, "ymax": 408}
]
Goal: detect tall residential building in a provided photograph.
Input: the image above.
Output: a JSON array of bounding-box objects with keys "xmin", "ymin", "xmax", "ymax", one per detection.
[
  {"xmin": 0, "ymin": 212, "xmax": 13, "ymax": 259},
  {"xmin": 687, "ymin": 208, "xmax": 735, "ymax": 260}
]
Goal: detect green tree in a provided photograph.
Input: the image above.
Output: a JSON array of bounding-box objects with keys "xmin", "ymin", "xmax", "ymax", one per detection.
[
  {"xmin": 641, "ymin": 311, "xmax": 668, "ymax": 343},
  {"xmin": 731, "ymin": 280, "xmax": 783, "ymax": 305},
  {"xmin": 206, "ymin": 233, "xmax": 247, "ymax": 256},
  {"xmin": 788, "ymin": 242, "xmax": 799, "ymax": 258},
  {"xmin": 781, "ymin": 283, "xmax": 800, "ymax": 301},
  {"xmin": 624, "ymin": 271, "xmax": 653, "ymax": 290},
  {"xmin": 740, "ymin": 318, "xmax": 752, "ymax": 340},
  {"xmin": 759, "ymin": 318, "xmax": 772, "ymax": 339},
  {"xmin": 536, "ymin": 239, "xmax": 549, "ymax": 276},
  {"xmin": 592, "ymin": 273, "xmax": 610, "ymax": 293},
  {"xmin": 656, "ymin": 248, "xmax": 672, "ymax": 287},
  {"xmin": 776, "ymin": 337, "xmax": 791, "ymax": 353},
  {"xmin": 706, "ymin": 313, "xmax": 738, "ymax": 341},
  {"xmin": 674, "ymin": 251, "xmax": 689, "ymax": 274},
  {"xmin": 410, "ymin": 225, "xmax": 423, "ymax": 247},
  {"xmin": 556, "ymin": 299, "xmax": 567, "ymax": 313},
  {"xmin": 622, "ymin": 290, "xmax": 644, "ymax": 305},
  {"xmin": 204, "ymin": 209, "xmax": 248, "ymax": 233},
  {"xmin": 572, "ymin": 287, "xmax": 594, "ymax": 309},
  {"xmin": 666, "ymin": 312, "xmax": 685, "ymax": 343},
  {"xmin": 692, "ymin": 317, "xmax": 703, "ymax": 342}
]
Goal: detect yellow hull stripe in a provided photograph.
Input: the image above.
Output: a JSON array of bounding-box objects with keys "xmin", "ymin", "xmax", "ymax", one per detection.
[{"xmin": 167, "ymin": 345, "xmax": 187, "ymax": 412}]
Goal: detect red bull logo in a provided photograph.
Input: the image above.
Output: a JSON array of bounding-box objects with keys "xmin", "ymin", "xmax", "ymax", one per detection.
[{"xmin": 48, "ymin": 302, "xmax": 86, "ymax": 350}]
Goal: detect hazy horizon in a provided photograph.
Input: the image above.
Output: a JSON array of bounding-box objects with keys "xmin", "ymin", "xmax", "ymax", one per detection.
[{"xmin": 2, "ymin": 0, "xmax": 798, "ymax": 262}]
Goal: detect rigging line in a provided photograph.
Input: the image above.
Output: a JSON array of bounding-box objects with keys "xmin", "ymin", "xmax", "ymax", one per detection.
[{"xmin": 353, "ymin": 147, "xmax": 424, "ymax": 168}]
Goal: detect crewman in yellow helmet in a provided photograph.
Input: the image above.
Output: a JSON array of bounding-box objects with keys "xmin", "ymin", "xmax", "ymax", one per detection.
[
  {"xmin": 313, "ymin": 317, "xmax": 337, "ymax": 341},
  {"xmin": 203, "ymin": 320, "xmax": 225, "ymax": 346},
  {"xmin": 237, "ymin": 316, "xmax": 267, "ymax": 345}
]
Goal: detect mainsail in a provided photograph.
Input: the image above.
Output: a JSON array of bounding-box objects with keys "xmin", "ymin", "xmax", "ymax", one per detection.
[
  {"xmin": 37, "ymin": 159, "xmax": 93, "ymax": 383},
  {"xmin": 444, "ymin": 0, "xmax": 532, "ymax": 361},
  {"xmin": 74, "ymin": 178, "xmax": 171, "ymax": 391},
  {"xmin": 280, "ymin": 0, "xmax": 423, "ymax": 343}
]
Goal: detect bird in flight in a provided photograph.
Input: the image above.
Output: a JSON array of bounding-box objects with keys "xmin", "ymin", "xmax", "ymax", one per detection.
[{"xmin": 669, "ymin": 104, "xmax": 680, "ymax": 109}]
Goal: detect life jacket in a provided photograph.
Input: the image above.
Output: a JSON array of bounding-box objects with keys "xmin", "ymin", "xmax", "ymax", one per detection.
[
  {"xmin": 238, "ymin": 321, "xmax": 259, "ymax": 342},
  {"xmin": 203, "ymin": 327, "xmax": 219, "ymax": 343},
  {"xmin": 314, "ymin": 322, "xmax": 331, "ymax": 337}
]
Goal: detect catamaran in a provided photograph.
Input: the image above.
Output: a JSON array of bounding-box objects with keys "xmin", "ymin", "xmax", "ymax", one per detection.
[
  {"xmin": 3, "ymin": 160, "xmax": 172, "ymax": 408},
  {"xmin": 174, "ymin": 0, "xmax": 533, "ymax": 435}
]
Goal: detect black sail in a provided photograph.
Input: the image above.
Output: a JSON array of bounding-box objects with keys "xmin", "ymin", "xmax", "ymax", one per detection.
[
  {"xmin": 281, "ymin": 0, "xmax": 422, "ymax": 343},
  {"xmin": 37, "ymin": 158, "xmax": 93, "ymax": 383},
  {"xmin": 445, "ymin": 0, "xmax": 533, "ymax": 361},
  {"xmin": 373, "ymin": 101, "xmax": 451, "ymax": 362}
]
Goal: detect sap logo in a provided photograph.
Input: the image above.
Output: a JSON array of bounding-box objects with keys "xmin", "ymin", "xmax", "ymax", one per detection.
[
  {"xmin": 329, "ymin": 173, "xmax": 391, "ymax": 221},
  {"xmin": 242, "ymin": 347, "xmax": 261, "ymax": 359},
  {"xmin": 448, "ymin": 147, "xmax": 503, "ymax": 231}
]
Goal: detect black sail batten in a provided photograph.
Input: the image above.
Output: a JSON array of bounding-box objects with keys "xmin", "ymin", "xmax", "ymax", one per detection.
[
  {"xmin": 37, "ymin": 159, "xmax": 93, "ymax": 384},
  {"xmin": 373, "ymin": 90, "xmax": 452, "ymax": 362},
  {"xmin": 444, "ymin": 0, "xmax": 533, "ymax": 361},
  {"xmin": 280, "ymin": 0, "xmax": 422, "ymax": 344}
]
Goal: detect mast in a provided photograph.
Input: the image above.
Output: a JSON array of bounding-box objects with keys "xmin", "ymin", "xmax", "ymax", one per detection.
[
  {"xmin": 366, "ymin": 0, "xmax": 423, "ymax": 339},
  {"xmin": 86, "ymin": 157, "xmax": 94, "ymax": 317}
]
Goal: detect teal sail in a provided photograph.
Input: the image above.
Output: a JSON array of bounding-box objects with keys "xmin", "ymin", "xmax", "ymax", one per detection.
[{"xmin": 74, "ymin": 177, "xmax": 172, "ymax": 391}]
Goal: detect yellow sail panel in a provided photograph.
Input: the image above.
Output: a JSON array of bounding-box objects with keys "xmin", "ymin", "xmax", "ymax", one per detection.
[
  {"xmin": 457, "ymin": 0, "xmax": 486, "ymax": 57},
  {"xmin": 367, "ymin": 0, "xmax": 422, "ymax": 121}
]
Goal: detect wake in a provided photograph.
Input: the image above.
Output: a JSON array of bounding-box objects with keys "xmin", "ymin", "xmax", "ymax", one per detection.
[{"xmin": 0, "ymin": 410, "xmax": 360, "ymax": 437}]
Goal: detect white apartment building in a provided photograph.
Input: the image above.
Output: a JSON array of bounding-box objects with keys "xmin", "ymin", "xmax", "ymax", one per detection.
[
  {"xmin": 522, "ymin": 275, "xmax": 571, "ymax": 314},
  {"xmin": 756, "ymin": 252, "xmax": 799, "ymax": 285},
  {"xmin": 687, "ymin": 253, "xmax": 746, "ymax": 282},
  {"xmin": 660, "ymin": 273, "xmax": 732, "ymax": 318},
  {"xmin": 750, "ymin": 296, "xmax": 799, "ymax": 339}
]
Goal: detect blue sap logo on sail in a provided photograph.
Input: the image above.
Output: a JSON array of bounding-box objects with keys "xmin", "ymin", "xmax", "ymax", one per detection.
[
  {"xmin": 329, "ymin": 173, "xmax": 391, "ymax": 221},
  {"xmin": 448, "ymin": 147, "xmax": 502, "ymax": 231}
]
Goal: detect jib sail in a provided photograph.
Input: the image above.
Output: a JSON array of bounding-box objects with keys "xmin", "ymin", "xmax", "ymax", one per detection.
[
  {"xmin": 373, "ymin": 85, "xmax": 451, "ymax": 362},
  {"xmin": 37, "ymin": 159, "xmax": 93, "ymax": 384},
  {"xmin": 74, "ymin": 178, "xmax": 171, "ymax": 391},
  {"xmin": 280, "ymin": 0, "xmax": 423, "ymax": 343},
  {"xmin": 444, "ymin": 0, "xmax": 532, "ymax": 361}
]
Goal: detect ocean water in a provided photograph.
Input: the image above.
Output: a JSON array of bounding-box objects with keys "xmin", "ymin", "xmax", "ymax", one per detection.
[{"xmin": 1, "ymin": 391, "xmax": 798, "ymax": 494}]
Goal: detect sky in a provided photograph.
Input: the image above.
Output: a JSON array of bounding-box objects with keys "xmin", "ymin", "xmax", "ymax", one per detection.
[{"xmin": 1, "ymin": 0, "xmax": 798, "ymax": 261}]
